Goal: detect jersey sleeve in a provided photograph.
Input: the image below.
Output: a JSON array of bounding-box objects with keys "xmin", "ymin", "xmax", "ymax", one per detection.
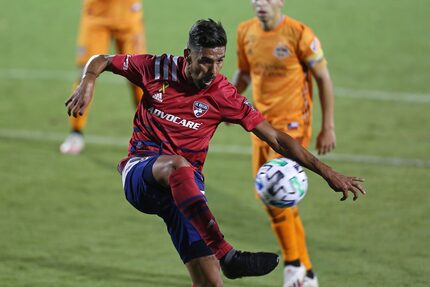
[
  {"xmin": 236, "ymin": 23, "xmax": 250, "ymax": 73},
  {"xmin": 297, "ymin": 26, "xmax": 327, "ymax": 68},
  {"xmin": 217, "ymin": 80, "xmax": 265, "ymax": 131},
  {"xmin": 110, "ymin": 54, "xmax": 153, "ymax": 88}
]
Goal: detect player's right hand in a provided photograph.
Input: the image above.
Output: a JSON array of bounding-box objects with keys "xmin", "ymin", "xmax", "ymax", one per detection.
[{"xmin": 65, "ymin": 78, "xmax": 95, "ymax": 117}]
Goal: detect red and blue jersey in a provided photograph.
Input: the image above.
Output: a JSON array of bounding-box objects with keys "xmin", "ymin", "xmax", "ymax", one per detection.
[{"xmin": 111, "ymin": 54, "xmax": 265, "ymax": 172}]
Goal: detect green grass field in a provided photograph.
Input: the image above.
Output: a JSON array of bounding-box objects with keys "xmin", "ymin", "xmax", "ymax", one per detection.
[{"xmin": 1, "ymin": 0, "xmax": 429, "ymax": 286}]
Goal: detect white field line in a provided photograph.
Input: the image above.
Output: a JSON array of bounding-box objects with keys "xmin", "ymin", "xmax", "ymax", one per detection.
[
  {"xmin": 1, "ymin": 128, "xmax": 429, "ymax": 169},
  {"xmin": 335, "ymin": 87, "xmax": 430, "ymax": 103},
  {"xmin": 1, "ymin": 68, "xmax": 430, "ymax": 103}
]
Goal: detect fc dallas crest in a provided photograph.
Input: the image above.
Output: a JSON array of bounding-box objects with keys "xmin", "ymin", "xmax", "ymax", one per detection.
[{"xmin": 193, "ymin": 101, "xmax": 209, "ymax": 118}]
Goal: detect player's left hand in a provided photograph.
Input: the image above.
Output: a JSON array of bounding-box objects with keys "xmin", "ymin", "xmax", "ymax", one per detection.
[
  {"xmin": 325, "ymin": 170, "xmax": 366, "ymax": 201},
  {"xmin": 316, "ymin": 128, "xmax": 336, "ymax": 155}
]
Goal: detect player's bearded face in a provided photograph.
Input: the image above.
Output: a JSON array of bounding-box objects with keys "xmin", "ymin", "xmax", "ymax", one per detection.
[{"xmin": 185, "ymin": 47, "xmax": 226, "ymax": 90}]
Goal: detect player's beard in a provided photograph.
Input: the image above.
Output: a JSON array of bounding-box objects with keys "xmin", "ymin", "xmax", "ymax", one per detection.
[
  {"xmin": 193, "ymin": 76, "xmax": 208, "ymax": 90},
  {"xmin": 190, "ymin": 70, "xmax": 213, "ymax": 90}
]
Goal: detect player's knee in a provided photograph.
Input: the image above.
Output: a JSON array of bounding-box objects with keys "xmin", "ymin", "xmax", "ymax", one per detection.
[
  {"xmin": 152, "ymin": 155, "xmax": 191, "ymax": 187},
  {"xmin": 156, "ymin": 154, "xmax": 190, "ymax": 172},
  {"xmin": 169, "ymin": 155, "xmax": 191, "ymax": 170}
]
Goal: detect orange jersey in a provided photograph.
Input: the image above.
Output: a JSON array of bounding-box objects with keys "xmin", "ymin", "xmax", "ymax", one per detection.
[
  {"xmin": 82, "ymin": 0, "xmax": 144, "ymax": 28},
  {"xmin": 77, "ymin": 0, "xmax": 146, "ymax": 65},
  {"xmin": 237, "ymin": 16, "xmax": 326, "ymax": 138}
]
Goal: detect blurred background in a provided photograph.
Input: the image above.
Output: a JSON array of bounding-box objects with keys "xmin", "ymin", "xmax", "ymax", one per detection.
[{"xmin": 0, "ymin": 0, "xmax": 429, "ymax": 286}]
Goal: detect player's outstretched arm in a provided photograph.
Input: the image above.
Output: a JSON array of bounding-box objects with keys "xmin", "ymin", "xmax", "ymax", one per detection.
[
  {"xmin": 252, "ymin": 121, "xmax": 366, "ymax": 201},
  {"xmin": 65, "ymin": 54, "xmax": 114, "ymax": 117}
]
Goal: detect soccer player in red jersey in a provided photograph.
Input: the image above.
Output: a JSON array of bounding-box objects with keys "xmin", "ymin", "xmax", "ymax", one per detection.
[{"xmin": 65, "ymin": 19, "xmax": 365, "ymax": 286}]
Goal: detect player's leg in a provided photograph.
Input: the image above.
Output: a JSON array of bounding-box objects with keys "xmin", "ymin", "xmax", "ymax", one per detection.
[
  {"xmin": 186, "ymin": 255, "xmax": 223, "ymax": 287},
  {"xmin": 296, "ymin": 133, "xmax": 319, "ymax": 287},
  {"xmin": 265, "ymin": 205, "xmax": 306, "ymax": 287},
  {"xmin": 150, "ymin": 155, "xmax": 276, "ymax": 284},
  {"xmin": 295, "ymin": 214, "xmax": 318, "ymax": 287},
  {"xmin": 114, "ymin": 6, "xmax": 147, "ymax": 106},
  {"xmin": 252, "ymin": 140, "xmax": 301, "ymax": 264},
  {"xmin": 252, "ymin": 138, "xmax": 306, "ymax": 287},
  {"xmin": 122, "ymin": 155, "xmax": 279, "ymax": 281},
  {"xmin": 60, "ymin": 10, "xmax": 110, "ymax": 154},
  {"xmin": 121, "ymin": 155, "xmax": 222, "ymax": 286},
  {"xmin": 152, "ymin": 155, "xmax": 232, "ymax": 259},
  {"xmin": 152, "ymin": 155, "xmax": 279, "ymax": 279}
]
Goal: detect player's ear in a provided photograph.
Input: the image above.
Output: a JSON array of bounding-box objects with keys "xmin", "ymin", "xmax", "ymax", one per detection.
[{"xmin": 184, "ymin": 48, "xmax": 191, "ymax": 63}]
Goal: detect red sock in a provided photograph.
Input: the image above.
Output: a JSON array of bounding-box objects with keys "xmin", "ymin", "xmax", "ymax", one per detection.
[{"xmin": 169, "ymin": 167, "xmax": 232, "ymax": 259}]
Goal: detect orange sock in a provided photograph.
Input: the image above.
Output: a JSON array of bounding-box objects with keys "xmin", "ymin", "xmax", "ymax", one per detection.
[
  {"xmin": 70, "ymin": 110, "xmax": 91, "ymax": 132},
  {"xmin": 295, "ymin": 211, "xmax": 312, "ymax": 270},
  {"xmin": 266, "ymin": 205, "xmax": 300, "ymax": 262}
]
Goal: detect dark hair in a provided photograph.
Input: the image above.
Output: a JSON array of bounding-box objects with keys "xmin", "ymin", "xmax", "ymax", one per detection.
[{"xmin": 187, "ymin": 19, "xmax": 227, "ymax": 50}]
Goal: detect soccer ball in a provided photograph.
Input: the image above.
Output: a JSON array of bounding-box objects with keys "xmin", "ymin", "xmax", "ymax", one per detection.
[{"xmin": 255, "ymin": 158, "xmax": 308, "ymax": 208}]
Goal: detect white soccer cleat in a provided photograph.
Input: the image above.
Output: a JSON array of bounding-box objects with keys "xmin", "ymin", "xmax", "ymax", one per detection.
[
  {"xmin": 283, "ymin": 264, "xmax": 306, "ymax": 287},
  {"xmin": 60, "ymin": 132, "xmax": 85, "ymax": 155},
  {"xmin": 304, "ymin": 275, "xmax": 319, "ymax": 287}
]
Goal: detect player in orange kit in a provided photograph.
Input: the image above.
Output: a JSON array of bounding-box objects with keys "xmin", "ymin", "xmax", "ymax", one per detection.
[
  {"xmin": 233, "ymin": 1, "xmax": 336, "ymax": 286},
  {"xmin": 60, "ymin": 0, "xmax": 147, "ymax": 154}
]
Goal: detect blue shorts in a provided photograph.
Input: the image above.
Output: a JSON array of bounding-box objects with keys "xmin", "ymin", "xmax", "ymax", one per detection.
[{"xmin": 121, "ymin": 155, "xmax": 212, "ymax": 263}]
